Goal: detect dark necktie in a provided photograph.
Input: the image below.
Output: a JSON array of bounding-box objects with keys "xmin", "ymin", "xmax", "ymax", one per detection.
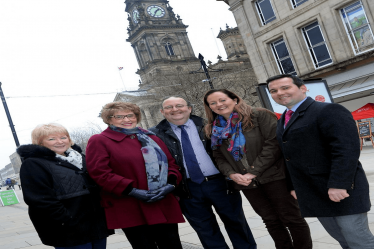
[
  {"xmin": 285, "ymin": 110, "xmax": 294, "ymax": 127},
  {"xmin": 179, "ymin": 125, "xmax": 205, "ymax": 184}
]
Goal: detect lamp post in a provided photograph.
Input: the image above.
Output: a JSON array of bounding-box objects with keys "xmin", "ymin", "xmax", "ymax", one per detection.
[
  {"xmin": 190, "ymin": 53, "xmax": 223, "ymax": 89},
  {"xmin": 0, "ymin": 82, "xmax": 20, "ymax": 147}
]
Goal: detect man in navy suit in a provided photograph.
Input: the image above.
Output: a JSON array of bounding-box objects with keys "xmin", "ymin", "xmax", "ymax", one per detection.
[{"xmin": 267, "ymin": 74, "xmax": 374, "ymax": 249}]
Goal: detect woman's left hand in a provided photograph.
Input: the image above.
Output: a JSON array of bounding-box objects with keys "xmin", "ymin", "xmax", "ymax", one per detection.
[
  {"xmin": 147, "ymin": 184, "xmax": 175, "ymax": 202},
  {"xmin": 243, "ymin": 173, "xmax": 257, "ymax": 181}
]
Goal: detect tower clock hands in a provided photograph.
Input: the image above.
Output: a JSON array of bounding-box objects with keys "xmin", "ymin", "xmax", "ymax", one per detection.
[{"xmin": 147, "ymin": 5, "xmax": 165, "ymax": 18}]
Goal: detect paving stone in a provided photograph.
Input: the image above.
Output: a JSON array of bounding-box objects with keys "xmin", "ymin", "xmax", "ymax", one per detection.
[{"xmin": 1, "ymin": 148, "xmax": 374, "ymax": 249}]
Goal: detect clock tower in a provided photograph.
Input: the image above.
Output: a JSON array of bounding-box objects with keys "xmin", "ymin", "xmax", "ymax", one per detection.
[{"xmin": 125, "ymin": 0, "xmax": 200, "ymax": 90}]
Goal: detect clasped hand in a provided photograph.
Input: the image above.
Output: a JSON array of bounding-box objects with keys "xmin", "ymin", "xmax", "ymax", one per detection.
[
  {"xmin": 129, "ymin": 184, "xmax": 175, "ymax": 203},
  {"xmin": 147, "ymin": 184, "xmax": 175, "ymax": 202},
  {"xmin": 128, "ymin": 188, "xmax": 157, "ymax": 202},
  {"xmin": 229, "ymin": 173, "xmax": 257, "ymax": 186}
]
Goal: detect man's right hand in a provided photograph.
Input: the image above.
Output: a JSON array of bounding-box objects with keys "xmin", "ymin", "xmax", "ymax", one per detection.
[
  {"xmin": 128, "ymin": 188, "xmax": 157, "ymax": 202},
  {"xmin": 290, "ymin": 190, "xmax": 297, "ymax": 199},
  {"xmin": 328, "ymin": 188, "xmax": 349, "ymax": 202}
]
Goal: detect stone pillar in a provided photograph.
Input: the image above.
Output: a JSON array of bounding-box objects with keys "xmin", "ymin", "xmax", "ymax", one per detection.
[{"xmin": 142, "ymin": 107, "xmax": 155, "ymax": 128}]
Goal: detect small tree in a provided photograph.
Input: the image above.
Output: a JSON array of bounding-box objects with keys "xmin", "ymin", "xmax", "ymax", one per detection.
[{"xmin": 69, "ymin": 122, "xmax": 103, "ymax": 154}]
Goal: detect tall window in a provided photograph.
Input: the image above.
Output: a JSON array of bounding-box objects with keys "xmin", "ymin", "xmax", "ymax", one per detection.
[
  {"xmin": 290, "ymin": 0, "xmax": 308, "ymax": 9},
  {"xmin": 270, "ymin": 38, "xmax": 297, "ymax": 75},
  {"xmin": 340, "ymin": 1, "xmax": 374, "ymax": 54},
  {"xmin": 165, "ymin": 42, "xmax": 175, "ymax": 56},
  {"xmin": 255, "ymin": 0, "xmax": 276, "ymax": 26},
  {"xmin": 302, "ymin": 21, "xmax": 332, "ymax": 69}
]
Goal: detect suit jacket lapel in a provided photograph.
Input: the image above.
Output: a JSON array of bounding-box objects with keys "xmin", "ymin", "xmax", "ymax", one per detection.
[
  {"xmin": 278, "ymin": 109, "xmax": 287, "ymax": 134},
  {"xmin": 283, "ymin": 97, "xmax": 314, "ymax": 135}
]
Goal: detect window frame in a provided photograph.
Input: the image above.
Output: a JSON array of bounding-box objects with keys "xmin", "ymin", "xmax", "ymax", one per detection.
[
  {"xmin": 255, "ymin": 0, "xmax": 276, "ymax": 26},
  {"xmin": 340, "ymin": 0, "xmax": 374, "ymax": 55},
  {"xmin": 164, "ymin": 42, "xmax": 175, "ymax": 56},
  {"xmin": 270, "ymin": 38, "xmax": 297, "ymax": 75},
  {"xmin": 290, "ymin": 0, "xmax": 309, "ymax": 9},
  {"xmin": 301, "ymin": 21, "xmax": 333, "ymax": 69}
]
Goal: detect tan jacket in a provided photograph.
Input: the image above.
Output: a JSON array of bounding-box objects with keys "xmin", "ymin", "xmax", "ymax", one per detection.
[{"xmin": 213, "ymin": 108, "xmax": 286, "ymax": 190}]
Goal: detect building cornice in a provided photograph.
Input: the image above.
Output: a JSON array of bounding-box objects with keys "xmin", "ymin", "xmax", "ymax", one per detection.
[
  {"xmin": 228, "ymin": 0, "xmax": 244, "ymax": 12},
  {"xmin": 299, "ymin": 50, "xmax": 374, "ymax": 80},
  {"xmin": 217, "ymin": 27, "xmax": 240, "ymax": 39},
  {"xmin": 216, "ymin": 0, "xmax": 229, "ymax": 5},
  {"xmin": 127, "ymin": 24, "xmax": 189, "ymax": 42}
]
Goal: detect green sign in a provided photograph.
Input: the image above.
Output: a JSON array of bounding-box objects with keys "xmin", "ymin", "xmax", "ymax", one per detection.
[{"xmin": 0, "ymin": 190, "xmax": 20, "ymax": 206}]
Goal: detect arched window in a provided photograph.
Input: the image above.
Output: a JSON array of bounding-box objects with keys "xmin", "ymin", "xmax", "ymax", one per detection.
[{"xmin": 164, "ymin": 42, "xmax": 175, "ymax": 56}]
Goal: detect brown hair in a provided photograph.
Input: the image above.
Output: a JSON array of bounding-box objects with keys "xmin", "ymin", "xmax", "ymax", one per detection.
[
  {"xmin": 100, "ymin": 101, "xmax": 141, "ymax": 125},
  {"xmin": 266, "ymin": 74, "xmax": 305, "ymax": 89},
  {"xmin": 31, "ymin": 123, "xmax": 73, "ymax": 146},
  {"xmin": 203, "ymin": 89, "xmax": 254, "ymax": 138}
]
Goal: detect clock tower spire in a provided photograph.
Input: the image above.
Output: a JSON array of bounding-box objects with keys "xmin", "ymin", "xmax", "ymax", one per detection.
[{"xmin": 125, "ymin": 0, "xmax": 199, "ymax": 89}]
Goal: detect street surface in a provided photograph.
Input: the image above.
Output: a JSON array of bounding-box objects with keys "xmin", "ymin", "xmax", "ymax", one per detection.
[{"xmin": 1, "ymin": 146, "xmax": 374, "ymax": 249}]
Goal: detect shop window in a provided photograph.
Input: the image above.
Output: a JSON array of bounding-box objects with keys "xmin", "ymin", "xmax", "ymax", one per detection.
[
  {"xmin": 290, "ymin": 0, "xmax": 308, "ymax": 9},
  {"xmin": 165, "ymin": 42, "xmax": 175, "ymax": 56},
  {"xmin": 255, "ymin": 0, "xmax": 276, "ymax": 26},
  {"xmin": 270, "ymin": 38, "xmax": 297, "ymax": 75},
  {"xmin": 301, "ymin": 21, "xmax": 333, "ymax": 69},
  {"xmin": 340, "ymin": 1, "xmax": 374, "ymax": 54}
]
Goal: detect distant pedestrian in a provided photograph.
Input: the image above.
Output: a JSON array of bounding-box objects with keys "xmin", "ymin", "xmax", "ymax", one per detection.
[
  {"xmin": 11, "ymin": 179, "xmax": 16, "ymax": 188},
  {"xmin": 5, "ymin": 178, "xmax": 13, "ymax": 190},
  {"xmin": 17, "ymin": 123, "xmax": 113, "ymax": 249}
]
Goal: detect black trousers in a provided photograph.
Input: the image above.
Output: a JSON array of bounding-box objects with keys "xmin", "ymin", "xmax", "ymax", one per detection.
[
  {"xmin": 179, "ymin": 178, "xmax": 256, "ymax": 249},
  {"xmin": 242, "ymin": 179, "xmax": 312, "ymax": 249},
  {"xmin": 122, "ymin": 223, "xmax": 182, "ymax": 249}
]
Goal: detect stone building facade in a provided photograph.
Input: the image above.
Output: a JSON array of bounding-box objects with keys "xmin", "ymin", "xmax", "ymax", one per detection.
[
  {"xmin": 0, "ymin": 163, "xmax": 16, "ymax": 184},
  {"xmin": 9, "ymin": 152, "xmax": 22, "ymax": 174},
  {"xmin": 218, "ymin": 0, "xmax": 374, "ymax": 111},
  {"xmin": 115, "ymin": 0, "xmax": 258, "ymax": 128}
]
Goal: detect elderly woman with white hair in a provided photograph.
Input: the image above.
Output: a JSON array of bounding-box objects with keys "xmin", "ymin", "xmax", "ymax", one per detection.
[{"xmin": 17, "ymin": 123, "xmax": 113, "ymax": 249}]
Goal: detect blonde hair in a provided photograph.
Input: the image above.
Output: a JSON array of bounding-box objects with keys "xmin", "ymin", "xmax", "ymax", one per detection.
[
  {"xmin": 31, "ymin": 123, "xmax": 73, "ymax": 146},
  {"xmin": 100, "ymin": 101, "xmax": 141, "ymax": 125}
]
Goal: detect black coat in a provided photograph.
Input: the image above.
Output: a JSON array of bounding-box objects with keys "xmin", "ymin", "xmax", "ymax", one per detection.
[
  {"xmin": 150, "ymin": 115, "xmax": 221, "ymax": 198},
  {"xmin": 277, "ymin": 97, "xmax": 371, "ymax": 217},
  {"xmin": 17, "ymin": 144, "xmax": 113, "ymax": 247}
]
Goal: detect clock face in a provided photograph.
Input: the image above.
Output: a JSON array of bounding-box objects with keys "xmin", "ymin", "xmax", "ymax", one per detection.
[
  {"xmin": 147, "ymin": 5, "xmax": 165, "ymax": 18},
  {"xmin": 132, "ymin": 9, "xmax": 139, "ymax": 23}
]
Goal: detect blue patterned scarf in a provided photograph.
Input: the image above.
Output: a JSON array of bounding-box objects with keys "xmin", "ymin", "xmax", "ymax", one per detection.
[
  {"xmin": 211, "ymin": 113, "xmax": 246, "ymax": 161},
  {"xmin": 110, "ymin": 125, "xmax": 168, "ymax": 191}
]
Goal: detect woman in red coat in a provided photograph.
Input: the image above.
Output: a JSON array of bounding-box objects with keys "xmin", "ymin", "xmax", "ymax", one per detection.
[{"xmin": 86, "ymin": 102, "xmax": 184, "ymax": 249}]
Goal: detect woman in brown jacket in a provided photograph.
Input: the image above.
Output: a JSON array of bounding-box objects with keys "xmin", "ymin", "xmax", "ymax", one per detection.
[{"xmin": 203, "ymin": 89, "xmax": 312, "ymax": 249}]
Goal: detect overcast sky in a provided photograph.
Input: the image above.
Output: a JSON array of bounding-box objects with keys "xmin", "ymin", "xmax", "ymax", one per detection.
[{"xmin": 0, "ymin": 0, "xmax": 236, "ymax": 168}]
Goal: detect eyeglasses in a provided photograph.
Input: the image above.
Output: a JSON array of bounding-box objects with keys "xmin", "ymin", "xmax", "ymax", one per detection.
[
  {"xmin": 163, "ymin": 104, "xmax": 187, "ymax": 110},
  {"xmin": 110, "ymin": 114, "xmax": 136, "ymax": 120}
]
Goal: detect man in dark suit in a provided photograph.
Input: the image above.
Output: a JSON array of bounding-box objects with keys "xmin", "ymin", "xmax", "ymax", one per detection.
[
  {"xmin": 267, "ymin": 74, "xmax": 374, "ymax": 249},
  {"xmin": 150, "ymin": 96, "xmax": 256, "ymax": 249}
]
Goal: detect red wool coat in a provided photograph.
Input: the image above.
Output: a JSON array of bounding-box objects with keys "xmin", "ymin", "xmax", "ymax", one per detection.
[{"xmin": 86, "ymin": 127, "xmax": 185, "ymax": 229}]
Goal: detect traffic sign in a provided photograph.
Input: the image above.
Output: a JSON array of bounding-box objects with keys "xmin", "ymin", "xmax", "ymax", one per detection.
[{"xmin": 0, "ymin": 189, "xmax": 20, "ymax": 206}]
